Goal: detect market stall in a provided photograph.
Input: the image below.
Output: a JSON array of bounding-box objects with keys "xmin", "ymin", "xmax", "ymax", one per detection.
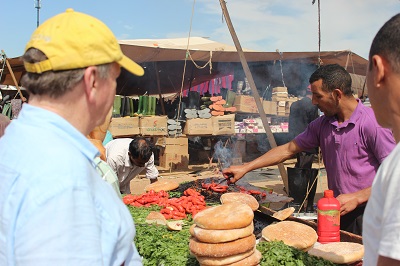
[{"xmin": 124, "ymin": 178, "xmax": 363, "ymax": 266}]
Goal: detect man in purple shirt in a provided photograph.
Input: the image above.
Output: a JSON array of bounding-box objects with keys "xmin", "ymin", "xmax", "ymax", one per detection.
[{"xmin": 223, "ymin": 64, "xmax": 395, "ymax": 235}]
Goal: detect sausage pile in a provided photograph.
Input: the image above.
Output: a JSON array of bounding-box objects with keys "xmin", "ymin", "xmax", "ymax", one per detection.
[{"xmin": 123, "ymin": 188, "xmax": 206, "ymax": 220}]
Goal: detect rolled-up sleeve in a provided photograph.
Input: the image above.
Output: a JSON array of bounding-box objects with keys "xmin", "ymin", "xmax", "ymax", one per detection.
[{"xmin": 145, "ymin": 153, "xmax": 159, "ymax": 180}]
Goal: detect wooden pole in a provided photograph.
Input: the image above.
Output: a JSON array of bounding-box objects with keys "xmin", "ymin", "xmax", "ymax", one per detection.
[
  {"xmin": 153, "ymin": 62, "xmax": 166, "ymax": 115},
  {"xmin": 219, "ymin": 0, "xmax": 289, "ymax": 193},
  {"xmin": 2, "ymin": 50, "xmax": 27, "ymax": 102}
]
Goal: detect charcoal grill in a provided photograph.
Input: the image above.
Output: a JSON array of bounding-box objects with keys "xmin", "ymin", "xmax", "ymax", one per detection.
[
  {"xmin": 170, "ymin": 177, "xmax": 291, "ymax": 237},
  {"xmin": 170, "ymin": 177, "xmax": 292, "ymax": 205},
  {"xmin": 170, "ymin": 177, "xmax": 264, "ymax": 203}
]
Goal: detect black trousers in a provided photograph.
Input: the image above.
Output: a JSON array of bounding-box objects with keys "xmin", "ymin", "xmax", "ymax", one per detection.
[{"xmin": 340, "ymin": 205, "xmax": 365, "ymax": 236}]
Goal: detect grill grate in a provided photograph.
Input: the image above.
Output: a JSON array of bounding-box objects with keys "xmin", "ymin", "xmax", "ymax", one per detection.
[{"xmin": 169, "ymin": 177, "xmax": 265, "ymax": 204}]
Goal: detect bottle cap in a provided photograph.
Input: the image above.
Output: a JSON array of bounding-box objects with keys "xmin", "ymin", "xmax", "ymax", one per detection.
[{"xmin": 324, "ymin": 190, "xmax": 334, "ymax": 198}]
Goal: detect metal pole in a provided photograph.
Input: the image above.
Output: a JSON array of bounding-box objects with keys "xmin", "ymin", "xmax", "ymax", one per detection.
[{"xmin": 34, "ymin": 0, "xmax": 41, "ymax": 28}]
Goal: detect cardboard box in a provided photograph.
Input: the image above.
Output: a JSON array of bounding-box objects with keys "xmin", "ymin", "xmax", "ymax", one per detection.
[
  {"xmin": 183, "ymin": 118, "xmax": 213, "ymax": 135},
  {"xmin": 155, "ymin": 137, "xmax": 188, "ymax": 154},
  {"xmin": 277, "ymin": 111, "xmax": 288, "ymax": 117},
  {"xmin": 212, "ymin": 114, "xmax": 235, "ymax": 135},
  {"xmin": 272, "ymin": 95, "xmax": 289, "ymax": 102},
  {"xmin": 233, "ymin": 95, "xmax": 258, "ymax": 113},
  {"xmin": 139, "ymin": 116, "xmax": 168, "ymax": 136},
  {"xmin": 263, "ymin": 101, "xmax": 277, "ymax": 115},
  {"xmin": 272, "ymin": 86, "xmax": 288, "ymax": 93},
  {"xmin": 109, "ymin": 117, "xmax": 140, "ymax": 137},
  {"xmin": 159, "ymin": 153, "xmax": 189, "ymax": 169}
]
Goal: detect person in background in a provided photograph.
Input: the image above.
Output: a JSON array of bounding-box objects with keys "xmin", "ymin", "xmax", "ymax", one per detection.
[
  {"xmin": 288, "ymin": 85, "xmax": 319, "ymax": 169},
  {"xmin": 88, "ymin": 108, "xmax": 121, "ymax": 197},
  {"xmin": 0, "ymin": 9, "xmax": 144, "ymax": 265},
  {"xmin": 363, "ymin": 13, "xmax": 400, "ymax": 266},
  {"xmin": 0, "ymin": 113, "xmax": 10, "ymax": 137},
  {"xmin": 103, "ymin": 129, "xmax": 114, "ymax": 146},
  {"xmin": 105, "ymin": 137, "xmax": 159, "ymax": 194},
  {"xmin": 223, "ymin": 64, "xmax": 396, "ymax": 235}
]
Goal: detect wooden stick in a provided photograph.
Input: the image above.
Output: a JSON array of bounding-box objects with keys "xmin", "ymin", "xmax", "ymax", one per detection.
[
  {"xmin": 2, "ymin": 50, "xmax": 26, "ymax": 102},
  {"xmin": 219, "ymin": 0, "xmax": 289, "ymax": 193}
]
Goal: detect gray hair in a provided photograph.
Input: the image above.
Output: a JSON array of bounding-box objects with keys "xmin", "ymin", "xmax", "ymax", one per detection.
[{"xmin": 21, "ymin": 48, "xmax": 111, "ymax": 99}]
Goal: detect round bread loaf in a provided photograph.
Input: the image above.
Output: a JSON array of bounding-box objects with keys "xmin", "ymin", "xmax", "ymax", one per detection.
[
  {"xmin": 308, "ymin": 242, "xmax": 364, "ymax": 264},
  {"xmin": 189, "ymin": 222, "xmax": 254, "ymax": 243},
  {"xmin": 262, "ymin": 221, "xmax": 317, "ymax": 250},
  {"xmin": 145, "ymin": 211, "xmax": 167, "ymax": 225},
  {"xmin": 194, "ymin": 203, "xmax": 254, "ymax": 230},
  {"xmin": 189, "ymin": 234, "xmax": 256, "ymax": 257},
  {"xmin": 144, "ymin": 179, "xmax": 179, "ymax": 192},
  {"xmin": 220, "ymin": 192, "xmax": 259, "ymax": 211},
  {"xmin": 200, "ymin": 249, "xmax": 262, "ymax": 266},
  {"xmin": 196, "ymin": 247, "xmax": 255, "ymax": 265},
  {"xmin": 272, "ymin": 207, "xmax": 295, "ymax": 221}
]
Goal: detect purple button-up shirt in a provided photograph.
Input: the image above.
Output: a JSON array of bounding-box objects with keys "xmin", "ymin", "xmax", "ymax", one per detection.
[{"xmin": 295, "ymin": 100, "xmax": 395, "ymax": 197}]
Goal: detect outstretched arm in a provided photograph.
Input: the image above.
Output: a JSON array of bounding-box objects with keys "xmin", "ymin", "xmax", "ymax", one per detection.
[{"xmin": 222, "ymin": 140, "xmax": 302, "ymax": 183}]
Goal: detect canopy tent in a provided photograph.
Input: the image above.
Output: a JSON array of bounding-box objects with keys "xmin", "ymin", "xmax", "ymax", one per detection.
[
  {"xmin": 1, "ymin": 37, "xmax": 369, "ymax": 97},
  {"xmin": 117, "ymin": 37, "xmax": 368, "ymax": 97}
]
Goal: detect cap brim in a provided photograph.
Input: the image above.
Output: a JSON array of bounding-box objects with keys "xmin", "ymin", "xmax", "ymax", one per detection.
[{"xmin": 118, "ymin": 55, "xmax": 144, "ymax": 76}]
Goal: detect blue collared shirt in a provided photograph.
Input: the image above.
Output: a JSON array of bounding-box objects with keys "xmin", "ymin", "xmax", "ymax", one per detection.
[{"xmin": 0, "ymin": 104, "xmax": 142, "ymax": 265}]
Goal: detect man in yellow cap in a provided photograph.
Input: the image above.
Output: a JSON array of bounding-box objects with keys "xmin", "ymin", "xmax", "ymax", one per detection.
[{"xmin": 0, "ymin": 9, "xmax": 143, "ymax": 265}]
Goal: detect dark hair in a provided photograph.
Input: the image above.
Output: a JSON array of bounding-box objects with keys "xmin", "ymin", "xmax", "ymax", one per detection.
[
  {"xmin": 129, "ymin": 137, "xmax": 153, "ymax": 162},
  {"xmin": 369, "ymin": 13, "xmax": 400, "ymax": 74},
  {"xmin": 309, "ymin": 64, "xmax": 353, "ymax": 96}
]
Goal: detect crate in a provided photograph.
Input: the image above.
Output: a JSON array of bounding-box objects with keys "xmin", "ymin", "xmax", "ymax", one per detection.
[
  {"xmin": 109, "ymin": 117, "xmax": 140, "ymax": 137},
  {"xmin": 139, "ymin": 116, "xmax": 168, "ymax": 136}
]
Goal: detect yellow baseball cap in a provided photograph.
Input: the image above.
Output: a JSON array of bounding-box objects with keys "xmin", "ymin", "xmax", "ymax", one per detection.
[{"xmin": 24, "ymin": 8, "xmax": 144, "ymax": 76}]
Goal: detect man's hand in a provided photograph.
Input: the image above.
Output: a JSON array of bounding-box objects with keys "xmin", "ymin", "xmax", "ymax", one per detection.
[
  {"xmin": 150, "ymin": 178, "xmax": 158, "ymax": 184},
  {"xmin": 336, "ymin": 193, "xmax": 359, "ymax": 215},
  {"xmin": 336, "ymin": 187, "xmax": 370, "ymax": 216},
  {"xmin": 222, "ymin": 164, "xmax": 248, "ymax": 184}
]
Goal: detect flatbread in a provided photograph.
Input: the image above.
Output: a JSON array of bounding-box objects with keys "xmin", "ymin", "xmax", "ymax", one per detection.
[
  {"xmin": 196, "ymin": 247, "xmax": 255, "ymax": 265},
  {"xmin": 145, "ymin": 211, "xmax": 167, "ymax": 225},
  {"xmin": 200, "ymin": 249, "xmax": 262, "ymax": 266},
  {"xmin": 220, "ymin": 192, "xmax": 259, "ymax": 211},
  {"xmin": 144, "ymin": 179, "xmax": 179, "ymax": 192},
  {"xmin": 262, "ymin": 221, "xmax": 318, "ymax": 250},
  {"xmin": 190, "ymin": 222, "xmax": 254, "ymax": 243},
  {"xmin": 189, "ymin": 234, "xmax": 256, "ymax": 258},
  {"xmin": 272, "ymin": 207, "xmax": 295, "ymax": 221},
  {"xmin": 308, "ymin": 242, "xmax": 364, "ymax": 264},
  {"xmin": 194, "ymin": 203, "xmax": 254, "ymax": 230}
]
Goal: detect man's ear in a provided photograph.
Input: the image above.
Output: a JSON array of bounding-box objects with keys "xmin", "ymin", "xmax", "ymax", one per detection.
[
  {"xmin": 333, "ymin": 88, "xmax": 342, "ymax": 100},
  {"xmin": 370, "ymin": 55, "xmax": 386, "ymax": 89},
  {"xmin": 82, "ymin": 66, "xmax": 98, "ymax": 103}
]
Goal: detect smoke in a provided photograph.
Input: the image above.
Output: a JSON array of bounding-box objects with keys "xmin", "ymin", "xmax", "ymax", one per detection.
[{"xmin": 213, "ymin": 140, "xmax": 233, "ymax": 169}]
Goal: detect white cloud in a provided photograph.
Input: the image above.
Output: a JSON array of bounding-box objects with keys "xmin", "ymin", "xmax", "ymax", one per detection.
[{"xmin": 194, "ymin": 0, "xmax": 400, "ymax": 58}]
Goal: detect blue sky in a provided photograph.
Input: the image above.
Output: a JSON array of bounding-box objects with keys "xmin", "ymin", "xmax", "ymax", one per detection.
[{"xmin": 2, "ymin": 0, "xmax": 400, "ymax": 59}]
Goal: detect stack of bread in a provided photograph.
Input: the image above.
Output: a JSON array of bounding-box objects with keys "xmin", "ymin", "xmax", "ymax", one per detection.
[
  {"xmin": 189, "ymin": 203, "xmax": 261, "ymax": 266},
  {"xmin": 220, "ymin": 192, "xmax": 259, "ymax": 211}
]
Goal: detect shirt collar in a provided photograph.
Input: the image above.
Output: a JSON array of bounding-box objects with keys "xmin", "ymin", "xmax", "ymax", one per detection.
[
  {"xmin": 330, "ymin": 99, "xmax": 363, "ymax": 129},
  {"xmin": 19, "ymin": 104, "xmax": 99, "ymax": 161}
]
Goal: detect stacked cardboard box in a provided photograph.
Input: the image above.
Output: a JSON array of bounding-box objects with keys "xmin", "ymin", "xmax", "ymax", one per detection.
[
  {"xmin": 109, "ymin": 117, "xmax": 140, "ymax": 137},
  {"xmin": 233, "ymin": 95, "xmax": 277, "ymax": 115},
  {"xmin": 139, "ymin": 116, "xmax": 168, "ymax": 136},
  {"xmin": 183, "ymin": 114, "xmax": 235, "ymax": 136},
  {"xmin": 155, "ymin": 137, "xmax": 189, "ymax": 170},
  {"xmin": 272, "ymin": 87, "xmax": 288, "ymax": 116},
  {"xmin": 271, "ymin": 87, "xmax": 299, "ymax": 116}
]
